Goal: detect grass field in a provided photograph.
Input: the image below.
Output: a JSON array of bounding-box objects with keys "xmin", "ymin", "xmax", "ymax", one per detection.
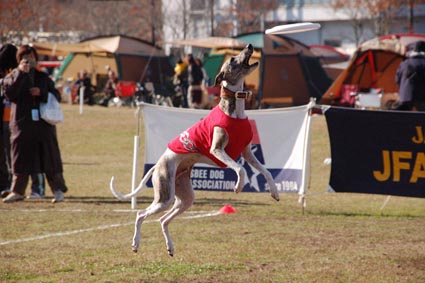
[{"xmin": 0, "ymin": 104, "xmax": 424, "ymax": 283}]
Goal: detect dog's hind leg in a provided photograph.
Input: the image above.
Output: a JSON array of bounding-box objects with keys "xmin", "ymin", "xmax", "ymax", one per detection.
[
  {"xmin": 132, "ymin": 208, "xmax": 148, "ymax": 252},
  {"xmin": 132, "ymin": 156, "xmax": 178, "ymax": 253},
  {"xmin": 159, "ymin": 169, "xmax": 194, "ymax": 256}
]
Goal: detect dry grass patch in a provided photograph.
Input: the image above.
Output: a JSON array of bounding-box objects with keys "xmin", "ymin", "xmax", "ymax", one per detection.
[{"xmin": 0, "ymin": 104, "xmax": 424, "ymax": 283}]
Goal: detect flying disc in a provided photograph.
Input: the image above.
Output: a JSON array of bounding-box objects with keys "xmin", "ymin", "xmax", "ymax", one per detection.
[{"xmin": 265, "ymin": 22, "xmax": 321, "ymax": 35}]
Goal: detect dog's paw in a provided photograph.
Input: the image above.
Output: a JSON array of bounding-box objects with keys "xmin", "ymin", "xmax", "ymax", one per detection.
[
  {"xmin": 269, "ymin": 183, "xmax": 280, "ymax": 201},
  {"xmin": 234, "ymin": 184, "xmax": 244, "ymax": 194},
  {"xmin": 132, "ymin": 243, "xmax": 139, "ymax": 253},
  {"xmin": 234, "ymin": 168, "xmax": 246, "ymax": 193}
]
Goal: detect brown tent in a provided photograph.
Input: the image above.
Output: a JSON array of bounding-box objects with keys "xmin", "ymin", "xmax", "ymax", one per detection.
[
  {"xmin": 34, "ymin": 35, "xmax": 174, "ymax": 88},
  {"xmin": 169, "ymin": 37, "xmax": 247, "ymax": 49},
  {"xmin": 309, "ymin": 45, "xmax": 350, "ymax": 79},
  {"xmin": 309, "ymin": 45, "xmax": 350, "ymax": 65},
  {"xmin": 259, "ymin": 34, "xmax": 332, "ymax": 107},
  {"xmin": 176, "ymin": 33, "xmax": 333, "ymax": 108},
  {"xmin": 320, "ymin": 33, "xmax": 425, "ymax": 106}
]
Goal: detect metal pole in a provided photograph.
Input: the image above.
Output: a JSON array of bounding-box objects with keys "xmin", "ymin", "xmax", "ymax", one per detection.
[
  {"xmin": 131, "ymin": 104, "xmax": 143, "ymax": 209},
  {"xmin": 79, "ymin": 86, "xmax": 84, "ymax": 114},
  {"xmin": 409, "ymin": 0, "xmax": 414, "ymax": 33},
  {"xmin": 131, "ymin": 135, "xmax": 140, "ymax": 209}
]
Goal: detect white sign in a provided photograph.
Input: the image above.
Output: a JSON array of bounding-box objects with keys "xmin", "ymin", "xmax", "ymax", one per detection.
[{"xmin": 140, "ymin": 103, "xmax": 312, "ymax": 194}]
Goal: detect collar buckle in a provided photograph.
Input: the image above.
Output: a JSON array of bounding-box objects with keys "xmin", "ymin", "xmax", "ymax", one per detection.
[{"xmin": 235, "ymin": 90, "xmax": 252, "ymax": 99}]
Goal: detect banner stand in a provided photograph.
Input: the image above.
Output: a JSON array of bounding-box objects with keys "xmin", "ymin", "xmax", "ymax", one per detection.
[
  {"xmin": 380, "ymin": 196, "xmax": 392, "ymax": 213},
  {"xmin": 297, "ymin": 98, "xmax": 315, "ymax": 214},
  {"xmin": 298, "ymin": 195, "xmax": 306, "ymax": 215},
  {"xmin": 79, "ymin": 86, "xmax": 84, "ymax": 114},
  {"xmin": 129, "ymin": 103, "xmax": 144, "ymax": 209}
]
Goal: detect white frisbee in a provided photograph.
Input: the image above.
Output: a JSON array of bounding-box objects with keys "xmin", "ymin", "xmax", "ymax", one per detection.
[{"xmin": 265, "ymin": 22, "xmax": 321, "ymax": 35}]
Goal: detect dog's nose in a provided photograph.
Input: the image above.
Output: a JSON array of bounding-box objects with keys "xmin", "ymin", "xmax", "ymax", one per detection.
[{"xmin": 246, "ymin": 44, "xmax": 253, "ymax": 50}]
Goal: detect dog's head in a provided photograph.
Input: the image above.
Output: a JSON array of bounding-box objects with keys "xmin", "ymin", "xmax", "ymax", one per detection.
[{"xmin": 214, "ymin": 44, "xmax": 259, "ymax": 87}]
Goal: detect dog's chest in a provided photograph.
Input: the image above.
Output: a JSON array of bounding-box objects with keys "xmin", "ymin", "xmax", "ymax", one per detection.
[{"xmin": 168, "ymin": 106, "xmax": 253, "ymax": 167}]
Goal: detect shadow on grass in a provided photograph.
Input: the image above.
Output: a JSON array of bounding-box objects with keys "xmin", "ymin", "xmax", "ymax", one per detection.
[
  {"xmin": 64, "ymin": 196, "xmax": 149, "ymax": 204},
  {"xmin": 63, "ymin": 196, "xmax": 268, "ymax": 208},
  {"xmin": 63, "ymin": 162, "xmax": 101, "ymax": 166},
  {"xmin": 194, "ymin": 197, "xmax": 268, "ymax": 208},
  {"xmin": 309, "ymin": 210, "xmax": 425, "ymax": 219}
]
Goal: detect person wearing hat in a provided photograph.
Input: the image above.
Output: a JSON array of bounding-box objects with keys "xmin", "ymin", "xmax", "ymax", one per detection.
[{"xmin": 395, "ymin": 40, "xmax": 425, "ymax": 111}]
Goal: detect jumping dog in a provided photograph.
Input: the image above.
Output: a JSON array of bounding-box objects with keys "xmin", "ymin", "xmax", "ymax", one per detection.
[{"xmin": 110, "ymin": 44, "xmax": 279, "ymax": 256}]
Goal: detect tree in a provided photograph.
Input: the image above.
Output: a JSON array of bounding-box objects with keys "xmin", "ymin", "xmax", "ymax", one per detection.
[
  {"xmin": 0, "ymin": 0, "xmax": 164, "ymax": 44},
  {"xmin": 330, "ymin": 0, "xmax": 425, "ymax": 45},
  {"xmin": 235, "ymin": 0, "xmax": 279, "ymax": 34},
  {"xmin": 330, "ymin": 0, "xmax": 369, "ymax": 45},
  {"xmin": 214, "ymin": 0, "xmax": 278, "ymax": 36},
  {"xmin": 162, "ymin": 0, "xmax": 191, "ymax": 41}
]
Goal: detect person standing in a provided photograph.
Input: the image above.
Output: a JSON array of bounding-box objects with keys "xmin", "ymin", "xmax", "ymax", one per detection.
[
  {"xmin": 27, "ymin": 173, "xmax": 46, "ymax": 199},
  {"xmin": 173, "ymin": 58, "xmax": 189, "ymax": 108},
  {"xmin": 395, "ymin": 41, "xmax": 425, "ymax": 111},
  {"xmin": 0, "ymin": 44, "xmax": 18, "ymax": 196},
  {"xmin": 187, "ymin": 54, "xmax": 204, "ymax": 109},
  {"xmin": 2, "ymin": 45, "xmax": 67, "ymax": 203}
]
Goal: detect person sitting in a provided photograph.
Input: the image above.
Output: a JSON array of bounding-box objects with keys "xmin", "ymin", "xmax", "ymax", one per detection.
[
  {"xmin": 99, "ymin": 69, "xmax": 118, "ymax": 107},
  {"xmin": 74, "ymin": 69, "xmax": 96, "ymax": 105}
]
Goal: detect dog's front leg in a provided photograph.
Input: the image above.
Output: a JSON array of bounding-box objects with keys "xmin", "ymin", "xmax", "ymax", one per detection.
[
  {"xmin": 210, "ymin": 126, "xmax": 247, "ymax": 193},
  {"xmin": 242, "ymin": 144, "xmax": 279, "ymax": 201}
]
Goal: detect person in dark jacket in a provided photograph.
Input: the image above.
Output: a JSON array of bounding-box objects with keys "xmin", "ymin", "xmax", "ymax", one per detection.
[
  {"xmin": 0, "ymin": 44, "xmax": 18, "ymax": 195},
  {"xmin": 187, "ymin": 54, "xmax": 204, "ymax": 109},
  {"xmin": 395, "ymin": 41, "xmax": 425, "ymax": 111},
  {"xmin": 99, "ymin": 68, "xmax": 118, "ymax": 107},
  {"xmin": 2, "ymin": 45, "xmax": 67, "ymax": 203},
  {"xmin": 74, "ymin": 69, "xmax": 96, "ymax": 105}
]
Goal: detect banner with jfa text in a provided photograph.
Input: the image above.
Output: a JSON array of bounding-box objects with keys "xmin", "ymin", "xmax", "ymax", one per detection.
[{"xmin": 325, "ymin": 107, "xmax": 425, "ymax": 198}]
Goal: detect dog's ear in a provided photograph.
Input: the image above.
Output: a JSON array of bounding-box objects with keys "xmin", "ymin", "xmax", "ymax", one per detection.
[{"xmin": 214, "ymin": 71, "xmax": 224, "ymax": 86}]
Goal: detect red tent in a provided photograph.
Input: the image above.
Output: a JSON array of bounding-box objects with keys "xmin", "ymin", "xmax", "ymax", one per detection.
[{"xmin": 320, "ymin": 33, "xmax": 425, "ymax": 106}]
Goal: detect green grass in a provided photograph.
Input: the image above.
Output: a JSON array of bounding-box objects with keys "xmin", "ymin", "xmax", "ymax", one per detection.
[{"xmin": 0, "ymin": 104, "xmax": 424, "ymax": 283}]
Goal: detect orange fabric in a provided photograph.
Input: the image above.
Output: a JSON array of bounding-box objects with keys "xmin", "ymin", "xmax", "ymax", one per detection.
[{"xmin": 3, "ymin": 104, "xmax": 11, "ymax": 122}]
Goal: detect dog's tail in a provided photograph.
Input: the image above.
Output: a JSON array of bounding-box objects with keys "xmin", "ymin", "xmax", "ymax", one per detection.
[{"xmin": 110, "ymin": 165, "xmax": 156, "ymax": 200}]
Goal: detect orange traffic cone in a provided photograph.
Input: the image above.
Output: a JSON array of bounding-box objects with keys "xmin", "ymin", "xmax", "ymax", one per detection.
[{"xmin": 218, "ymin": 204, "xmax": 237, "ymax": 214}]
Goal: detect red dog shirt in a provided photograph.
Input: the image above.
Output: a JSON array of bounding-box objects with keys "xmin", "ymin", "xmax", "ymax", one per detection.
[{"xmin": 168, "ymin": 106, "xmax": 253, "ymax": 168}]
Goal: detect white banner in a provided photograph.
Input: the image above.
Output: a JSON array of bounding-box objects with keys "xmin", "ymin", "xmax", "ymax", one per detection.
[{"xmin": 140, "ymin": 103, "xmax": 312, "ymax": 194}]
